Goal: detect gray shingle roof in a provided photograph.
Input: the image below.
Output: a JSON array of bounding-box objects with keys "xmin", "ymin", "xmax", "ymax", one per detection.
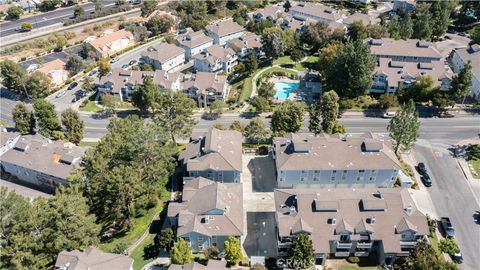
[{"xmin": 55, "ymin": 246, "xmax": 133, "ymax": 270}]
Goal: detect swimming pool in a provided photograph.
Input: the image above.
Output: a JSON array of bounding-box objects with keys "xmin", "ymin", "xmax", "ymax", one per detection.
[{"xmin": 274, "ymin": 81, "xmax": 299, "ymax": 100}]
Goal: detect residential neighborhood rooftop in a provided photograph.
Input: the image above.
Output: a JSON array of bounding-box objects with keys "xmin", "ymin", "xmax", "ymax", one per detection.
[
  {"xmin": 206, "ymin": 19, "xmax": 244, "ymax": 37},
  {"xmin": 274, "ymin": 188, "xmax": 429, "ymax": 253},
  {"xmin": 168, "ymin": 259, "xmax": 229, "ymax": 270},
  {"xmin": 368, "ymin": 38, "xmax": 442, "ymax": 60},
  {"xmin": 55, "ymin": 246, "xmax": 133, "ymax": 270},
  {"xmin": 88, "ymin": 29, "xmax": 134, "ymax": 53},
  {"xmin": 454, "ymin": 44, "xmax": 480, "ymax": 77},
  {"xmin": 176, "ymin": 29, "xmax": 214, "ymax": 49},
  {"xmin": 141, "ymin": 42, "xmax": 185, "ymax": 64}
]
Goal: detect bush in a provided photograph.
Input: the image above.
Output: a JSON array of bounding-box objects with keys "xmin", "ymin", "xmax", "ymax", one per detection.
[
  {"xmin": 466, "ymin": 144, "xmax": 480, "ymax": 160},
  {"xmin": 112, "ymin": 242, "xmax": 128, "ymax": 254},
  {"xmin": 377, "ymin": 93, "xmax": 399, "ymax": 109},
  {"xmin": 439, "ymin": 238, "xmax": 459, "ymax": 255},
  {"xmin": 355, "ymin": 95, "xmax": 377, "ymax": 109},
  {"xmin": 400, "ymin": 159, "xmax": 415, "ymax": 178},
  {"xmin": 339, "ymin": 99, "xmax": 355, "ymax": 109},
  {"xmin": 347, "ymin": 256, "xmax": 360, "ymax": 263}
]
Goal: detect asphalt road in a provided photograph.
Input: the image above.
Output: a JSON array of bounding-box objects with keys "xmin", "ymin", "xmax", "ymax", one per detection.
[
  {"xmin": 0, "ymin": 1, "xmax": 117, "ymax": 38},
  {"xmin": 414, "ymin": 140, "xmax": 480, "ymax": 270}
]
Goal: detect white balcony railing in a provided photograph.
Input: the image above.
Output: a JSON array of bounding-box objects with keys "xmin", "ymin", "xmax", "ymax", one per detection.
[
  {"xmin": 354, "ymin": 251, "xmax": 370, "ymax": 257},
  {"xmin": 336, "ymin": 242, "xmax": 353, "ymax": 249},
  {"xmin": 335, "ymin": 251, "xmax": 350, "ymax": 257},
  {"xmin": 356, "ymin": 242, "xmax": 373, "ymax": 249}
]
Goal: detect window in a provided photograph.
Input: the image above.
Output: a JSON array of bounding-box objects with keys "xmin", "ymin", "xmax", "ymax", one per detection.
[
  {"xmin": 198, "ymin": 236, "xmax": 203, "ymax": 242},
  {"xmin": 212, "ymin": 242, "xmax": 217, "ymax": 246},
  {"xmin": 359, "ymin": 170, "xmax": 365, "ymax": 173},
  {"xmin": 340, "ymin": 234, "xmax": 350, "ymax": 242},
  {"xmin": 331, "ymin": 177, "xmax": 335, "ymax": 181},
  {"xmin": 333, "ymin": 170, "xmax": 337, "ymax": 173},
  {"xmin": 370, "ymin": 177, "xmax": 375, "ymax": 181},
  {"xmin": 357, "ymin": 177, "xmax": 361, "ymax": 181},
  {"xmin": 184, "ymin": 237, "xmax": 190, "ymax": 242},
  {"xmin": 343, "ymin": 170, "xmax": 347, "ymax": 173},
  {"xmin": 313, "ymin": 177, "xmax": 319, "ymax": 181},
  {"xmin": 314, "ymin": 170, "xmax": 320, "ymax": 174},
  {"xmin": 280, "ymin": 178, "xmax": 284, "ymax": 182}
]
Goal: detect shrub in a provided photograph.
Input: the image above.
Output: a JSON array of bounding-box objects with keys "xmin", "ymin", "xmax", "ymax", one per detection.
[
  {"xmin": 347, "ymin": 256, "xmax": 360, "ymax": 263},
  {"xmin": 112, "ymin": 242, "xmax": 128, "ymax": 254},
  {"xmin": 339, "ymin": 99, "xmax": 355, "ymax": 109}
]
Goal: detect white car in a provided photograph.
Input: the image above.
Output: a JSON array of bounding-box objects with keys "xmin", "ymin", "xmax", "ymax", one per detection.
[
  {"xmin": 55, "ymin": 90, "xmax": 67, "ymax": 98},
  {"xmin": 383, "ymin": 112, "xmax": 396, "ymax": 118}
]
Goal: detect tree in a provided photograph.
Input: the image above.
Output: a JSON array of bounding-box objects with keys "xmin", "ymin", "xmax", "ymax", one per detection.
[
  {"xmin": 244, "ymin": 52, "xmax": 258, "ymax": 74},
  {"xmin": 33, "ymin": 99, "xmax": 60, "ymax": 138},
  {"xmin": 95, "ymin": 0, "xmax": 103, "ymax": 12},
  {"xmin": 41, "ymin": 0, "xmax": 61, "ymax": 11},
  {"xmin": 347, "ymin": 21, "xmax": 368, "ymax": 41},
  {"xmin": 178, "ymin": 0, "xmax": 208, "ymax": 31},
  {"xmin": 322, "ymin": 40, "xmax": 375, "ymax": 99},
  {"xmin": 308, "ymin": 103, "xmax": 322, "ymax": 135},
  {"xmin": 387, "ymin": 15, "xmax": 401, "ymax": 40},
  {"xmin": 387, "ymin": 99, "xmax": 420, "ymax": 154},
  {"xmin": 73, "ymin": 4, "xmax": 84, "ymax": 17},
  {"xmin": 131, "ymin": 75, "xmax": 161, "ymax": 114},
  {"xmin": 61, "ymin": 108, "xmax": 84, "ymax": 144},
  {"xmin": 224, "ymin": 236, "xmax": 243, "ymax": 265},
  {"xmin": 80, "ymin": 116, "xmax": 175, "ymax": 228},
  {"xmin": 320, "ymin": 91, "xmax": 340, "ymax": 134},
  {"xmin": 232, "ymin": 62, "xmax": 246, "ymax": 78},
  {"xmin": 301, "ymin": 21, "xmax": 331, "ymax": 51},
  {"xmin": 82, "ymin": 76, "xmax": 95, "ymax": 92},
  {"xmin": 257, "ymin": 80, "xmax": 275, "ymax": 101},
  {"xmin": 153, "ymin": 90, "xmax": 197, "ymax": 143},
  {"xmin": 430, "ymin": 1, "xmax": 452, "ymax": 39},
  {"xmin": 245, "ymin": 117, "xmax": 269, "ymax": 144},
  {"xmin": 317, "ymin": 42, "xmax": 342, "ymax": 76},
  {"xmin": 288, "ymin": 233, "xmax": 314, "ymax": 268},
  {"xmin": 55, "ymin": 35, "xmax": 68, "ymax": 51},
  {"xmin": 271, "ymin": 100, "xmax": 304, "ymax": 135},
  {"xmin": 263, "ymin": 31, "xmax": 286, "ymax": 59},
  {"xmin": 290, "ymin": 48, "xmax": 303, "ymax": 64},
  {"xmin": 97, "ymin": 58, "xmax": 111, "ymax": 78},
  {"xmin": 20, "ymin": 22, "xmax": 33, "ymax": 31},
  {"xmin": 412, "ymin": 3, "xmax": 433, "ymax": 40},
  {"xmin": 24, "ymin": 71, "xmax": 51, "ymax": 99},
  {"xmin": 209, "ymin": 100, "xmax": 225, "ymax": 116},
  {"xmin": 412, "ymin": 75, "xmax": 436, "ymax": 102},
  {"xmin": 439, "ymin": 238, "xmax": 460, "ymax": 256},
  {"xmin": 157, "ymin": 228, "xmax": 174, "ymax": 251},
  {"xmin": 115, "ymin": 0, "xmax": 126, "ymax": 5},
  {"xmin": 367, "ymin": 24, "xmax": 388, "ymax": 39},
  {"xmin": 0, "ymin": 60, "xmax": 27, "ymax": 93},
  {"xmin": 141, "ymin": 0, "xmax": 158, "ymax": 17},
  {"xmin": 6, "ymin": 6, "xmax": 23, "ymax": 20},
  {"xmin": 471, "ymin": 25, "xmax": 480, "ymax": 45},
  {"xmin": 204, "ymin": 246, "xmax": 220, "ymax": 259},
  {"xmin": 399, "ymin": 14, "xmax": 413, "ymax": 40},
  {"xmin": 229, "ymin": 120, "xmax": 245, "ymax": 133},
  {"xmin": 283, "ymin": 0, "xmax": 291, "ymax": 12},
  {"xmin": 170, "ymin": 238, "xmax": 192, "ymax": 264},
  {"xmin": 450, "ymin": 61, "xmax": 473, "ymax": 101},
  {"xmin": 377, "ymin": 93, "xmax": 399, "ymax": 109},
  {"xmin": 146, "ymin": 14, "xmax": 174, "ymax": 36},
  {"xmin": 251, "ymin": 96, "xmax": 270, "ymax": 113},
  {"xmin": 232, "ymin": 7, "xmax": 248, "ymax": 26},
  {"xmin": 102, "ymin": 94, "xmax": 120, "ymax": 115},
  {"xmin": 44, "ymin": 185, "xmax": 100, "ymax": 258},
  {"xmin": 66, "ymin": 55, "xmax": 85, "ymax": 76},
  {"xmin": 122, "ymin": 23, "xmax": 149, "ymax": 42},
  {"xmin": 12, "ymin": 102, "xmax": 33, "ymax": 134}
]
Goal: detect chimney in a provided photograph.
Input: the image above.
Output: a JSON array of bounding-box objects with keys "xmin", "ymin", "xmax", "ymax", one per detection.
[
  {"xmin": 289, "ymin": 205, "xmax": 296, "ymax": 215},
  {"xmin": 331, "ymin": 218, "xmax": 336, "ymax": 225},
  {"xmin": 405, "ymin": 203, "xmax": 413, "ymax": 215}
]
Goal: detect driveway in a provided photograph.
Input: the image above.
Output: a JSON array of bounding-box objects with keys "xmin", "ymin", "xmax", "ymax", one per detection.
[
  {"xmin": 243, "ymin": 212, "xmax": 278, "ymax": 258},
  {"xmin": 247, "ymin": 155, "xmax": 277, "ymax": 192}
]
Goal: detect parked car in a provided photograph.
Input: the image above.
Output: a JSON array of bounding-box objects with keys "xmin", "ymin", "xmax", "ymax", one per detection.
[
  {"xmin": 421, "ymin": 173, "xmax": 432, "ymax": 187},
  {"xmin": 56, "ymin": 90, "xmax": 66, "ymax": 98},
  {"xmin": 383, "ymin": 112, "xmax": 396, "ymax": 118},
  {"xmin": 452, "ymin": 252, "xmax": 463, "ymax": 264},
  {"xmin": 121, "ymin": 64, "xmax": 129, "ymax": 69},
  {"xmin": 89, "ymin": 70, "xmax": 97, "ymax": 76},
  {"xmin": 417, "ymin": 162, "xmax": 427, "ymax": 175},
  {"xmin": 110, "ymin": 58, "xmax": 119, "ymax": 63},
  {"xmin": 68, "ymin": 82, "xmax": 78, "ymax": 90},
  {"xmin": 72, "ymin": 96, "xmax": 79, "ymax": 103},
  {"xmin": 438, "ymin": 111, "xmax": 455, "ymax": 118},
  {"xmin": 441, "ymin": 217, "xmax": 455, "ymax": 238},
  {"xmin": 129, "ymin": 60, "xmax": 137, "ymax": 65}
]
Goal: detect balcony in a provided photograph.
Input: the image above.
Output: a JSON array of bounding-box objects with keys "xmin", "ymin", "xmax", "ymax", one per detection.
[
  {"xmin": 335, "ymin": 251, "xmax": 350, "ymax": 257},
  {"xmin": 336, "ymin": 241, "xmax": 353, "ymax": 249},
  {"xmin": 400, "ymin": 241, "xmax": 418, "ymax": 247},
  {"xmin": 356, "ymin": 242, "xmax": 373, "ymax": 249},
  {"xmin": 278, "ymin": 241, "xmax": 292, "ymax": 248},
  {"xmin": 354, "ymin": 251, "xmax": 370, "ymax": 257}
]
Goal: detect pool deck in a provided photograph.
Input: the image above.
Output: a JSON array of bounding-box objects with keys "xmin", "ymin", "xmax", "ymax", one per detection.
[{"xmin": 269, "ymin": 77, "xmax": 302, "ymax": 102}]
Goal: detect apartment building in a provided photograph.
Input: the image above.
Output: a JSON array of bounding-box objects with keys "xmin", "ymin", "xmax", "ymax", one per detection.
[
  {"xmin": 288, "ymin": 2, "xmax": 347, "ymax": 24},
  {"xmin": 253, "ymin": 5, "xmax": 284, "ymax": 22},
  {"xmin": 193, "ymin": 44, "xmax": 238, "ymax": 73},
  {"xmin": 205, "ymin": 19, "xmax": 244, "ymax": 45},
  {"xmin": 176, "ymin": 29, "xmax": 214, "ymax": 60},
  {"xmin": 55, "ymin": 247, "xmax": 133, "ymax": 270},
  {"xmin": 0, "ymin": 134, "xmax": 86, "ymax": 192},
  {"xmin": 226, "ymin": 33, "xmax": 263, "ymax": 60},
  {"xmin": 369, "ymin": 38, "xmax": 453, "ymax": 93},
  {"xmin": 181, "ymin": 72, "xmax": 229, "ymax": 107},
  {"xmin": 35, "ymin": 59, "xmax": 69, "ymax": 86},
  {"xmin": 179, "ymin": 128, "xmax": 242, "ymax": 183},
  {"xmin": 166, "ymin": 177, "xmax": 243, "ymax": 253},
  {"xmin": 274, "ymin": 188, "xmax": 429, "ymax": 266},
  {"xmin": 273, "ymin": 133, "xmax": 401, "ymax": 188},
  {"xmin": 98, "ymin": 69, "xmax": 182, "ymax": 101},
  {"xmin": 87, "ymin": 29, "xmax": 135, "ymax": 59},
  {"xmin": 140, "ymin": 43, "xmax": 185, "ymax": 72},
  {"xmin": 451, "ymin": 44, "xmax": 480, "ymax": 101},
  {"xmin": 393, "ymin": 0, "xmax": 416, "ymax": 13}
]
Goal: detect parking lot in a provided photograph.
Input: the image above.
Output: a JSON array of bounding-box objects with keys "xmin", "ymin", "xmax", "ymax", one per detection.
[{"xmin": 243, "ymin": 212, "xmax": 278, "ymax": 258}]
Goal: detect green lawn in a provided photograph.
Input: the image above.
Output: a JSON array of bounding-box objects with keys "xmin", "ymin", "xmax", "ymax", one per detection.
[
  {"xmin": 79, "ymin": 100, "xmax": 102, "ymax": 112},
  {"xmin": 130, "ymin": 234, "xmax": 157, "ymax": 270},
  {"xmin": 99, "ymin": 201, "xmax": 164, "ymax": 253},
  {"xmin": 273, "ymin": 55, "xmax": 293, "ymax": 65},
  {"xmin": 468, "ymin": 159, "xmax": 480, "ymax": 178},
  {"xmin": 429, "ymin": 233, "xmax": 440, "ymax": 255}
]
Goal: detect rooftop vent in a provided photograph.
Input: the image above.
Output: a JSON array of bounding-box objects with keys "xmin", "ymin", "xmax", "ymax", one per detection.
[
  {"xmin": 370, "ymin": 39, "xmax": 383, "ymax": 46},
  {"xmin": 367, "ymin": 216, "xmax": 376, "ymax": 224}
]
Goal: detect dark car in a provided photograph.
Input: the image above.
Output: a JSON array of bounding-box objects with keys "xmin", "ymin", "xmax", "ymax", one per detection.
[
  {"xmin": 72, "ymin": 96, "xmax": 79, "ymax": 103},
  {"xmin": 68, "ymin": 82, "xmax": 78, "ymax": 90},
  {"xmin": 121, "ymin": 64, "xmax": 129, "ymax": 69},
  {"xmin": 421, "ymin": 174, "xmax": 432, "ymax": 187},
  {"xmin": 417, "ymin": 162, "xmax": 427, "ymax": 175},
  {"xmin": 441, "ymin": 217, "xmax": 455, "ymax": 238},
  {"xmin": 452, "ymin": 252, "xmax": 463, "ymax": 264},
  {"xmin": 129, "ymin": 60, "xmax": 137, "ymax": 65}
]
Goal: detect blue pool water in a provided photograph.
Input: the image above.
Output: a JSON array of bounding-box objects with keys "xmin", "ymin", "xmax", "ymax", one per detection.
[{"xmin": 274, "ymin": 81, "xmax": 299, "ymax": 100}]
